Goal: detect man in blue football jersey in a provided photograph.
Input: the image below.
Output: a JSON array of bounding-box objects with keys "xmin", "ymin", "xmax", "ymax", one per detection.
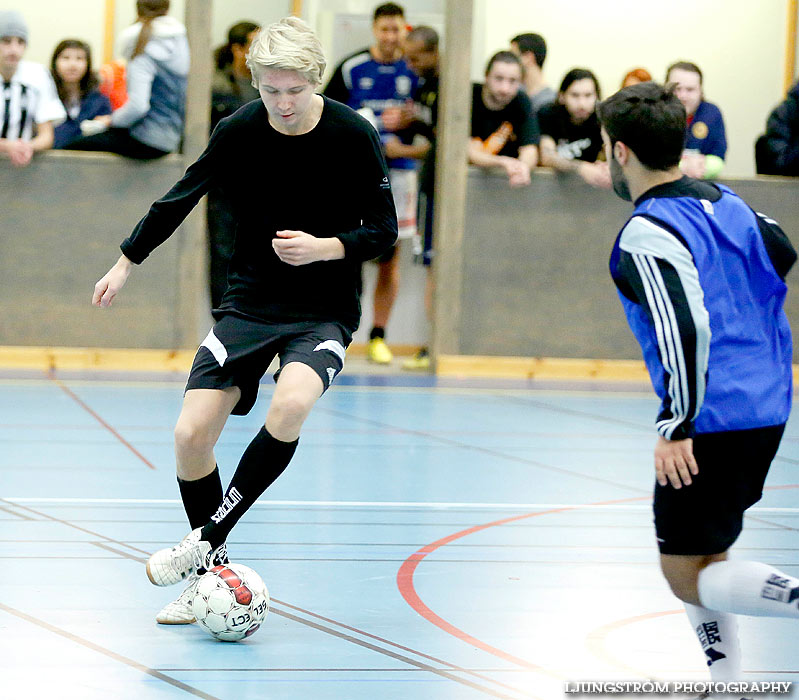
[
  {"xmin": 599, "ymin": 81, "xmax": 798, "ymax": 686},
  {"xmin": 666, "ymin": 61, "xmax": 727, "ymax": 180},
  {"xmin": 324, "ymin": 3, "xmax": 418, "ymax": 365}
]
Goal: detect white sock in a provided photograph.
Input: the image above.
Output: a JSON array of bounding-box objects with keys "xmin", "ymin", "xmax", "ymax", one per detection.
[
  {"xmin": 698, "ymin": 560, "xmax": 799, "ymax": 618},
  {"xmin": 684, "ymin": 603, "xmax": 742, "ymax": 680}
]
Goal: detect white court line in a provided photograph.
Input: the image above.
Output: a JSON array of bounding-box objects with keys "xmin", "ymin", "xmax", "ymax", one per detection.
[
  {"xmin": 0, "ymin": 376, "xmax": 656, "ymax": 398},
  {"xmin": 3, "ymin": 497, "xmax": 799, "ymax": 514}
]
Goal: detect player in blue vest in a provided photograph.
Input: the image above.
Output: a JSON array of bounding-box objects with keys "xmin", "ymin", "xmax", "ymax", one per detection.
[{"xmin": 598, "ymin": 81, "xmax": 798, "ymax": 685}]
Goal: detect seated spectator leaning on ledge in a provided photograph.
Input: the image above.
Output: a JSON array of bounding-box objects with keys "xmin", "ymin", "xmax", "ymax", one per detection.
[
  {"xmin": 666, "ymin": 61, "xmax": 726, "ymax": 180},
  {"xmin": 51, "ymin": 39, "xmax": 112, "ymax": 149},
  {"xmin": 469, "ymin": 50, "xmax": 539, "ymax": 188},
  {"xmin": 0, "ymin": 10, "xmax": 65, "ymax": 167},
  {"xmin": 538, "ymin": 68, "xmax": 610, "ymax": 189},
  {"xmin": 68, "ymin": 0, "xmax": 188, "ymax": 159},
  {"xmin": 756, "ymin": 80, "xmax": 799, "ymax": 176}
]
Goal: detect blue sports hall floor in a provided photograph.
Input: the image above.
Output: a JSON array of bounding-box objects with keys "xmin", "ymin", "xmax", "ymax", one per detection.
[{"xmin": 0, "ymin": 361, "xmax": 796, "ymax": 699}]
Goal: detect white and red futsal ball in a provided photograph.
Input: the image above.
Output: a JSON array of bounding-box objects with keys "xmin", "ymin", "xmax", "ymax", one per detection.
[{"xmin": 192, "ymin": 563, "xmax": 269, "ymax": 641}]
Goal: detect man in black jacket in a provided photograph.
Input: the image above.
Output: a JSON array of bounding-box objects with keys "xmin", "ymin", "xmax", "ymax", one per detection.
[{"xmin": 756, "ymin": 81, "xmax": 799, "ymax": 176}]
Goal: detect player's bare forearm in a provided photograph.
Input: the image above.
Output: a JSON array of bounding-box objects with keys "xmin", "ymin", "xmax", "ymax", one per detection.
[
  {"xmin": 93, "ymin": 254, "xmax": 134, "ymax": 308},
  {"xmin": 316, "ymin": 237, "xmax": 345, "ymax": 261}
]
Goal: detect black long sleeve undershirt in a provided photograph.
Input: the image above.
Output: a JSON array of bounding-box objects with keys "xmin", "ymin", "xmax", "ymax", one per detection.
[{"xmin": 121, "ymin": 97, "xmax": 397, "ymax": 330}]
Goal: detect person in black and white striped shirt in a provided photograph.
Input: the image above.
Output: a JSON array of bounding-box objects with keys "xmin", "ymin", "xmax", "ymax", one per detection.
[{"xmin": 0, "ymin": 11, "xmax": 65, "ymax": 167}]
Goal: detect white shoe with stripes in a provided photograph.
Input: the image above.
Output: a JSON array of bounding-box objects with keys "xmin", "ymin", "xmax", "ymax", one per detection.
[
  {"xmin": 146, "ymin": 528, "xmax": 213, "ymax": 587},
  {"xmin": 155, "ymin": 573, "xmax": 199, "ymax": 624}
]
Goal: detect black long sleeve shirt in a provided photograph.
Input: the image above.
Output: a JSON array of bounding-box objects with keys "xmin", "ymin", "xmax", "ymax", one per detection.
[{"xmin": 121, "ymin": 97, "xmax": 398, "ymax": 332}]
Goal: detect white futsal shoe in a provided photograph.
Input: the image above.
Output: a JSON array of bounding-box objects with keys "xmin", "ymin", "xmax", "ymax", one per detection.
[
  {"xmin": 146, "ymin": 528, "xmax": 219, "ymax": 586},
  {"xmin": 156, "ymin": 573, "xmax": 199, "ymax": 624}
]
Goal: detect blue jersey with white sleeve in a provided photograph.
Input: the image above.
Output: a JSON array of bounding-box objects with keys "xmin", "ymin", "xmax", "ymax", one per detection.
[
  {"xmin": 323, "ymin": 49, "xmax": 418, "ymax": 170},
  {"xmin": 685, "ymin": 100, "xmax": 727, "ymax": 159},
  {"xmin": 610, "ymin": 177, "xmax": 794, "ymax": 438}
]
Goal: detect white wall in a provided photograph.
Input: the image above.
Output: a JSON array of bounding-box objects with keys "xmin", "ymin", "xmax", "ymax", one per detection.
[
  {"xmin": 17, "ymin": 0, "xmax": 292, "ymax": 67},
  {"xmin": 116, "ymin": 0, "xmax": 292, "ymax": 56},
  {"xmin": 474, "ymin": 0, "xmax": 788, "ymax": 176},
  {"xmin": 303, "ymin": 0, "xmax": 444, "ymax": 83},
  {"xmin": 14, "ymin": 0, "xmax": 106, "ymax": 67}
]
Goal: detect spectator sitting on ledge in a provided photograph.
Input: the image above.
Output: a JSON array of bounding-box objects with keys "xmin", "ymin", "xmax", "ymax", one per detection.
[
  {"xmin": 0, "ymin": 10, "xmax": 65, "ymax": 167},
  {"xmin": 538, "ymin": 68, "xmax": 610, "ymax": 189},
  {"xmin": 68, "ymin": 0, "xmax": 188, "ymax": 159},
  {"xmin": 51, "ymin": 39, "xmax": 112, "ymax": 149}
]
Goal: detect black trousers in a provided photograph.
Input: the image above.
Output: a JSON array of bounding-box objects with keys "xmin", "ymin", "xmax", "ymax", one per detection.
[{"xmin": 67, "ymin": 128, "xmax": 170, "ymax": 160}]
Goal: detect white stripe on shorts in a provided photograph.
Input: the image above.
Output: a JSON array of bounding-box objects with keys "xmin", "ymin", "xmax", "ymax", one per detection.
[
  {"xmin": 313, "ymin": 340, "xmax": 346, "ymax": 363},
  {"xmin": 200, "ymin": 329, "xmax": 228, "ymax": 367}
]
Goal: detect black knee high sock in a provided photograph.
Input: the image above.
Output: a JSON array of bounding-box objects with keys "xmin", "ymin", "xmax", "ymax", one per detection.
[
  {"xmin": 177, "ymin": 466, "xmax": 224, "ymax": 529},
  {"xmin": 201, "ymin": 427, "xmax": 298, "ymax": 549}
]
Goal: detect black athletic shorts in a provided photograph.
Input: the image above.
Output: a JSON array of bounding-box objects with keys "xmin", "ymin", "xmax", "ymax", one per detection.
[
  {"xmin": 185, "ymin": 313, "xmax": 352, "ymax": 416},
  {"xmin": 653, "ymin": 424, "xmax": 785, "ymax": 555}
]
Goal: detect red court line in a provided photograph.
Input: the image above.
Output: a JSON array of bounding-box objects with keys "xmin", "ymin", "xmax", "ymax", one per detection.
[
  {"xmin": 585, "ymin": 609, "xmax": 686, "ymax": 679},
  {"xmin": 397, "ymin": 484, "xmax": 799, "ymax": 678},
  {"xmin": 49, "ymin": 377, "xmax": 157, "ymax": 470},
  {"xmin": 398, "ymin": 495, "xmax": 654, "ymax": 677}
]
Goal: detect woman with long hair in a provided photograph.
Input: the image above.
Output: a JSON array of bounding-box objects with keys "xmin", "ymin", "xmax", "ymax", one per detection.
[
  {"xmin": 69, "ymin": 0, "xmax": 189, "ymax": 159},
  {"xmin": 51, "ymin": 39, "xmax": 112, "ymax": 149}
]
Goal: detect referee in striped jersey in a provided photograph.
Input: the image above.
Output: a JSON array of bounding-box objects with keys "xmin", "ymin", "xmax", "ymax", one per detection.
[
  {"xmin": 0, "ymin": 11, "xmax": 65, "ymax": 167},
  {"xmin": 599, "ymin": 81, "xmax": 799, "ymax": 686}
]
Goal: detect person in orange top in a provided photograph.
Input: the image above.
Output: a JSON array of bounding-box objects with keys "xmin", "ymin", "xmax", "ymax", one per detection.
[{"xmin": 98, "ymin": 59, "xmax": 127, "ymax": 110}]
